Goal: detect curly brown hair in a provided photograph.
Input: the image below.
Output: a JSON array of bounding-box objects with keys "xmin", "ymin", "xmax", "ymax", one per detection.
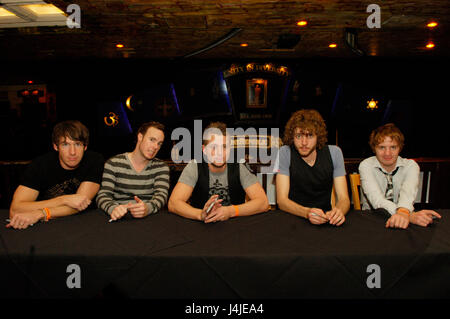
[
  {"xmin": 282, "ymin": 109, "xmax": 328, "ymax": 149},
  {"xmin": 369, "ymin": 123, "xmax": 404, "ymax": 152}
]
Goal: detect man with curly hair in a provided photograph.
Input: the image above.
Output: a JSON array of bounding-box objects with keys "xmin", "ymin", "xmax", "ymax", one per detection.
[
  {"xmin": 276, "ymin": 109, "xmax": 350, "ymax": 226},
  {"xmin": 359, "ymin": 123, "xmax": 441, "ymax": 229}
]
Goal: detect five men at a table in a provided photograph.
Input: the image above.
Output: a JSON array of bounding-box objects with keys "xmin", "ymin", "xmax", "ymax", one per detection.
[{"xmin": 7, "ymin": 113, "xmax": 441, "ymax": 230}]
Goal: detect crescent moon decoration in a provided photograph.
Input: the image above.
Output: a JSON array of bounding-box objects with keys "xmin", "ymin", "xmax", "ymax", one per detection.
[{"xmin": 126, "ymin": 95, "xmax": 134, "ymax": 111}]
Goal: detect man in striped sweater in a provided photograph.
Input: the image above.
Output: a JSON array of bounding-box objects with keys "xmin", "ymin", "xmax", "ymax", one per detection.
[{"xmin": 96, "ymin": 121, "xmax": 170, "ymax": 221}]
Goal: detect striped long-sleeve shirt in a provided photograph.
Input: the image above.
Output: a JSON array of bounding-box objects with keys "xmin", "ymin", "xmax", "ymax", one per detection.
[{"xmin": 96, "ymin": 153, "xmax": 170, "ymax": 216}]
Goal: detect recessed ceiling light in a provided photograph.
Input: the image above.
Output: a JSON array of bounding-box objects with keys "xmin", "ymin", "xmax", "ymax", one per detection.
[
  {"xmin": 427, "ymin": 21, "xmax": 438, "ymax": 28},
  {"xmin": 426, "ymin": 42, "xmax": 435, "ymax": 49},
  {"xmin": 116, "ymin": 44, "xmax": 124, "ymax": 48},
  {"xmin": 328, "ymin": 43, "xmax": 337, "ymax": 48},
  {"xmin": 240, "ymin": 43, "xmax": 248, "ymax": 47},
  {"xmin": 297, "ymin": 20, "xmax": 307, "ymax": 26}
]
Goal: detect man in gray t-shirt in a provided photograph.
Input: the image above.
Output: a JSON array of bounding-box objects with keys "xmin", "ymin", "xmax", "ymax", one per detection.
[
  {"xmin": 168, "ymin": 122, "xmax": 269, "ymax": 223},
  {"xmin": 179, "ymin": 160, "xmax": 259, "ymax": 207}
]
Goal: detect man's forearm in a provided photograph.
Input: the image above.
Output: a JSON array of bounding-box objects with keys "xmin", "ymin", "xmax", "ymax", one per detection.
[
  {"xmin": 10, "ymin": 196, "xmax": 68, "ymax": 216},
  {"xmin": 169, "ymin": 199, "xmax": 202, "ymax": 220},
  {"xmin": 335, "ymin": 197, "xmax": 350, "ymax": 215},
  {"xmin": 96, "ymin": 191, "xmax": 118, "ymax": 215},
  {"xmin": 278, "ymin": 197, "xmax": 310, "ymax": 219},
  {"xmin": 234, "ymin": 197, "xmax": 269, "ymax": 217}
]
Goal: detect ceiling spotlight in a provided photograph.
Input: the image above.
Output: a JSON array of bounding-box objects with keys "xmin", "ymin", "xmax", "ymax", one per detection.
[
  {"xmin": 427, "ymin": 22, "xmax": 438, "ymax": 28},
  {"xmin": 426, "ymin": 42, "xmax": 435, "ymax": 49},
  {"xmin": 297, "ymin": 20, "xmax": 307, "ymax": 26},
  {"xmin": 116, "ymin": 44, "xmax": 124, "ymax": 48},
  {"xmin": 328, "ymin": 43, "xmax": 337, "ymax": 48},
  {"xmin": 240, "ymin": 43, "xmax": 248, "ymax": 47}
]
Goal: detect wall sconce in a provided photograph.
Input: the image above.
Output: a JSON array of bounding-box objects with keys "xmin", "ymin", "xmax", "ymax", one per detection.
[
  {"xmin": 104, "ymin": 112, "xmax": 119, "ymax": 127},
  {"xmin": 367, "ymin": 98, "xmax": 378, "ymax": 110}
]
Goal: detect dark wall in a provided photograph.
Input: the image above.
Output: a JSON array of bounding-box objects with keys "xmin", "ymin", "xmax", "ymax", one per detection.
[{"xmin": 1, "ymin": 57, "xmax": 449, "ymax": 161}]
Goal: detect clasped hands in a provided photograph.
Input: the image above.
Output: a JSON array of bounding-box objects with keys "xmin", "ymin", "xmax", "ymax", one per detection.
[
  {"xmin": 200, "ymin": 195, "xmax": 231, "ymax": 223},
  {"xmin": 110, "ymin": 196, "xmax": 149, "ymax": 221},
  {"xmin": 307, "ymin": 207, "xmax": 345, "ymax": 226}
]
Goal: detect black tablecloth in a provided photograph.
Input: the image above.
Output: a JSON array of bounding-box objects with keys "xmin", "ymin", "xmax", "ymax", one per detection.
[{"xmin": 1, "ymin": 209, "xmax": 449, "ymax": 299}]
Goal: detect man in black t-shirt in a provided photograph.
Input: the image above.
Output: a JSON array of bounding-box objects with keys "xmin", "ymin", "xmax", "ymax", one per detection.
[{"xmin": 7, "ymin": 120, "xmax": 104, "ymax": 229}]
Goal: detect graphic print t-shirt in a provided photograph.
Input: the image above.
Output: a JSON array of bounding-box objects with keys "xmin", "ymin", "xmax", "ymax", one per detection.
[
  {"xmin": 20, "ymin": 151, "xmax": 104, "ymax": 200},
  {"xmin": 178, "ymin": 160, "xmax": 258, "ymax": 206}
]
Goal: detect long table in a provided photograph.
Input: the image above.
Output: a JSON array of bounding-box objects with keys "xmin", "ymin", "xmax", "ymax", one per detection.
[{"xmin": 0, "ymin": 208, "xmax": 449, "ymax": 300}]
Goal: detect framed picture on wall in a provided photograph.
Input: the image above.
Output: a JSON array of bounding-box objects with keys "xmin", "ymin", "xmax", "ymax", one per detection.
[{"xmin": 246, "ymin": 79, "xmax": 267, "ymax": 108}]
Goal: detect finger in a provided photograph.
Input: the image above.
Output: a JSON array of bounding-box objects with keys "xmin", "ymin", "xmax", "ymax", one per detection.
[
  {"xmin": 421, "ymin": 218, "xmax": 431, "ymax": 227},
  {"xmin": 213, "ymin": 201, "xmax": 223, "ymax": 210},
  {"xmin": 326, "ymin": 209, "xmax": 338, "ymax": 220},
  {"xmin": 134, "ymin": 196, "xmax": 143, "ymax": 203},
  {"xmin": 402, "ymin": 216, "xmax": 410, "ymax": 228},
  {"xmin": 329, "ymin": 214, "xmax": 340, "ymax": 225},
  {"xmin": 312, "ymin": 211, "xmax": 328, "ymax": 221},
  {"xmin": 110, "ymin": 212, "xmax": 119, "ymax": 221},
  {"xmin": 13, "ymin": 218, "xmax": 25, "ymax": 229},
  {"xmin": 310, "ymin": 216, "xmax": 326, "ymax": 225},
  {"xmin": 127, "ymin": 203, "xmax": 140, "ymax": 210},
  {"xmin": 204, "ymin": 198, "xmax": 217, "ymax": 212},
  {"xmin": 205, "ymin": 211, "xmax": 218, "ymax": 222},
  {"xmin": 386, "ymin": 218, "xmax": 393, "ymax": 228},
  {"xmin": 402, "ymin": 219, "xmax": 409, "ymax": 229},
  {"xmin": 336, "ymin": 215, "xmax": 345, "ymax": 226},
  {"xmin": 423, "ymin": 216, "xmax": 433, "ymax": 224},
  {"xmin": 204, "ymin": 214, "xmax": 218, "ymax": 223},
  {"xmin": 206, "ymin": 195, "xmax": 219, "ymax": 206},
  {"xmin": 329, "ymin": 213, "xmax": 341, "ymax": 225},
  {"xmin": 426, "ymin": 210, "xmax": 442, "ymax": 219},
  {"xmin": 130, "ymin": 207, "xmax": 145, "ymax": 216}
]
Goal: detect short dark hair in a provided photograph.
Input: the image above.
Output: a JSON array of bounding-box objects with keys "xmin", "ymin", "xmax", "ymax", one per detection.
[
  {"xmin": 137, "ymin": 121, "xmax": 165, "ymax": 137},
  {"xmin": 52, "ymin": 120, "xmax": 89, "ymax": 146},
  {"xmin": 202, "ymin": 121, "xmax": 227, "ymax": 146}
]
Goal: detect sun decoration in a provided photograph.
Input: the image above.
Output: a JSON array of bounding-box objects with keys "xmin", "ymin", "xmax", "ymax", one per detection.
[{"xmin": 367, "ymin": 98, "xmax": 378, "ymax": 110}]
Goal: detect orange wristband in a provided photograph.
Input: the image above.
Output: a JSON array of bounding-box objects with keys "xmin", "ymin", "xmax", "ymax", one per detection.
[
  {"xmin": 43, "ymin": 207, "xmax": 51, "ymax": 221},
  {"xmin": 397, "ymin": 207, "xmax": 410, "ymax": 217},
  {"xmin": 233, "ymin": 205, "xmax": 239, "ymax": 217}
]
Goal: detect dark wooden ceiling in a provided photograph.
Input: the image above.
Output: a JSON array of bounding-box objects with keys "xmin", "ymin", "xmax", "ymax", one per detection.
[{"xmin": 0, "ymin": 0, "xmax": 449, "ymax": 60}]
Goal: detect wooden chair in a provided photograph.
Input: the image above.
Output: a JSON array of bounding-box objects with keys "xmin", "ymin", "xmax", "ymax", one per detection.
[{"xmin": 349, "ymin": 173, "xmax": 361, "ymax": 210}]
